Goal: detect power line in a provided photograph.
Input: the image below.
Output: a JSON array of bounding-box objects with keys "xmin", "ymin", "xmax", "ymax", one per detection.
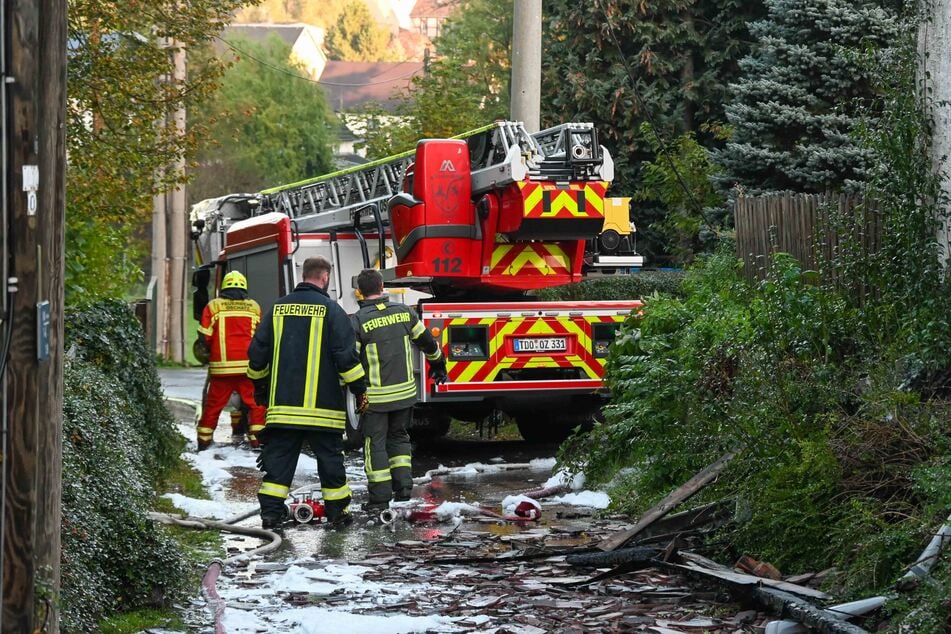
[
  {"xmin": 215, "ymin": 37, "xmax": 422, "ymax": 87},
  {"xmin": 594, "ymin": 0, "xmax": 717, "ymax": 228}
]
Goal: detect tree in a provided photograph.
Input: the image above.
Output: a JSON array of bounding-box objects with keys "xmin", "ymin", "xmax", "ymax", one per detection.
[
  {"xmin": 190, "ymin": 35, "xmax": 336, "ymax": 200},
  {"xmin": 325, "ymin": 0, "xmax": 398, "ymax": 62},
  {"xmin": 541, "ymin": 0, "xmax": 766, "ymax": 260},
  {"xmin": 635, "ymin": 124, "xmax": 727, "ymax": 263},
  {"xmin": 357, "ymin": 0, "xmax": 512, "ymax": 158},
  {"xmin": 236, "ymin": 0, "xmax": 359, "ymax": 30},
  {"xmin": 66, "ymin": 0, "xmax": 254, "ymax": 301},
  {"xmin": 717, "ymin": 0, "xmax": 898, "ymax": 193}
]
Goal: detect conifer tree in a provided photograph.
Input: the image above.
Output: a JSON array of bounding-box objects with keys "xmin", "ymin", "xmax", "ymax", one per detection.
[
  {"xmin": 717, "ymin": 0, "xmax": 898, "ymax": 193},
  {"xmin": 542, "ymin": 0, "xmax": 765, "ymax": 257}
]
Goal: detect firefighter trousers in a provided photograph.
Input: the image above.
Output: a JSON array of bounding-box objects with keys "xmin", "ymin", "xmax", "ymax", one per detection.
[
  {"xmin": 197, "ymin": 374, "xmax": 265, "ymax": 443},
  {"xmin": 361, "ymin": 408, "xmax": 413, "ymax": 505},
  {"xmin": 257, "ymin": 427, "xmax": 351, "ymax": 522}
]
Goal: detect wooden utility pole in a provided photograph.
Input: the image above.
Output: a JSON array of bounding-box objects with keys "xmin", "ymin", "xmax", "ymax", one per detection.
[
  {"xmin": 510, "ymin": 0, "xmax": 542, "ymax": 133},
  {"xmin": 2, "ymin": 0, "xmax": 67, "ymax": 631},
  {"xmin": 920, "ymin": 0, "xmax": 951, "ymax": 265}
]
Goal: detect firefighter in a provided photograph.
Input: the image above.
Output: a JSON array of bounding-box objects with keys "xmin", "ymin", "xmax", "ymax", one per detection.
[
  {"xmin": 196, "ymin": 270, "xmax": 265, "ymax": 451},
  {"xmin": 247, "ymin": 256, "xmax": 368, "ymax": 530},
  {"xmin": 351, "ymin": 269, "xmax": 448, "ymax": 512}
]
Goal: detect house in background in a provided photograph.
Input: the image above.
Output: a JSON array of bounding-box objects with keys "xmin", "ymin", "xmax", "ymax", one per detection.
[
  {"xmin": 318, "ymin": 60, "xmax": 424, "ymax": 113},
  {"xmin": 222, "ymin": 23, "xmax": 327, "ymax": 79},
  {"xmin": 410, "ymin": 0, "xmax": 462, "ymax": 39}
]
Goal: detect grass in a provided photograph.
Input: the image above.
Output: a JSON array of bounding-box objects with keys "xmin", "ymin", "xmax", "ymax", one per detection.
[
  {"xmin": 155, "ymin": 294, "xmax": 201, "ymax": 367},
  {"xmin": 446, "ymin": 418, "xmax": 522, "ymax": 441},
  {"xmin": 99, "ymin": 608, "xmax": 185, "ymax": 634}
]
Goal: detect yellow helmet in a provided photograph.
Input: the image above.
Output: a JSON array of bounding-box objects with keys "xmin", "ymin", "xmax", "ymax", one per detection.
[{"xmin": 221, "ymin": 270, "xmax": 247, "ymax": 290}]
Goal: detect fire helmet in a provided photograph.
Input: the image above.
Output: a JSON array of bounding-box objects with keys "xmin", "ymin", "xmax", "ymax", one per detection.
[{"xmin": 221, "ymin": 270, "xmax": 248, "ymax": 291}]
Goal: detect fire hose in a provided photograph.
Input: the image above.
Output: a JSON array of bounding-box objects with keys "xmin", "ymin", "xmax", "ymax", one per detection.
[{"xmin": 147, "ymin": 512, "xmax": 284, "ymax": 634}]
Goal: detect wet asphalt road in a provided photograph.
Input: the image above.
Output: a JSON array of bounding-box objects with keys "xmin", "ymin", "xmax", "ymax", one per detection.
[{"xmin": 158, "ymin": 368, "xmax": 577, "ymax": 563}]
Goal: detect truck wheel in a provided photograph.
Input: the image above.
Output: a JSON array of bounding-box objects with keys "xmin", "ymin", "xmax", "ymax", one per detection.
[{"xmin": 409, "ymin": 414, "xmax": 450, "ymax": 444}]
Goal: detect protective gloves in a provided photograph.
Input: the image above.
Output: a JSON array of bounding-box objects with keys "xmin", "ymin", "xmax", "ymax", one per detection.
[
  {"xmin": 355, "ymin": 392, "xmax": 369, "ymax": 415},
  {"xmin": 428, "ymin": 360, "xmax": 448, "ymax": 385},
  {"xmin": 253, "ymin": 379, "xmax": 269, "ymax": 407}
]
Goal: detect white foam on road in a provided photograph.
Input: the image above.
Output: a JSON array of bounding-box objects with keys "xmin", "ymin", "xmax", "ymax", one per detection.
[
  {"xmin": 161, "ymin": 493, "xmax": 256, "ymax": 520},
  {"xmin": 543, "ymin": 468, "xmax": 587, "ymax": 491},
  {"xmin": 216, "ymin": 559, "xmax": 459, "ymax": 633},
  {"xmin": 547, "ymin": 490, "xmax": 611, "ymax": 509}
]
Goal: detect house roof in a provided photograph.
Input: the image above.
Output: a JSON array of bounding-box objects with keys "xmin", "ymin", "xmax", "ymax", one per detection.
[
  {"xmin": 223, "ymin": 23, "xmax": 325, "ymax": 48},
  {"xmin": 410, "ymin": 0, "xmax": 463, "ymax": 19},
  {"xmin": 319, "ymin": 61, "xmax": 424, "ymax": 112}
]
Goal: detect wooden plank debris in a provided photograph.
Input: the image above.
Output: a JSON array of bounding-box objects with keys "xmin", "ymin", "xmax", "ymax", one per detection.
[{"xmin": 599, "ymin": 450, "xmax": 738, "ymax": 551}]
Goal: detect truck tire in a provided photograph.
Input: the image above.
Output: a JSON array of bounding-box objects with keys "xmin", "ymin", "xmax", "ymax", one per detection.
[{"xmin": 409, "ymin": 414, "xmax": 450, "ymax": 444}]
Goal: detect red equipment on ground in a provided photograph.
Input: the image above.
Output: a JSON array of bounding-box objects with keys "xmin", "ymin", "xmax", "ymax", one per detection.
[{"xmin": 286, "ymin": 494, "xmax": 326, "ymax": 524}]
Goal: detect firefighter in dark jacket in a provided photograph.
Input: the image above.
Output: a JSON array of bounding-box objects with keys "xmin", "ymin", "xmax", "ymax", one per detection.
[
  {"xmin": 247, "ymin": 257, "xmax": 368, "ymax": 529},
  {"xmin": 351, "ymin": 269, "xmax": 447, "ymax": 512}
]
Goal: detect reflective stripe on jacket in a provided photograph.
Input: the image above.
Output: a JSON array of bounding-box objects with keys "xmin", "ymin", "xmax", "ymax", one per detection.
[
  {"xmin": 247, "ymin": 282, "xmax": 367, "ymax": 431},
  {"xmin": 198, "ymin": 295, "xmax": 261, "ymax": 376},
  {"xmin": 351, "ymin": 298, "xmax": 442, "ymax": 412}
]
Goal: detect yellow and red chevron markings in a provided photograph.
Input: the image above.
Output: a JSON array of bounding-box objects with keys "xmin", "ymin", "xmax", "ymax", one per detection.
[
  {"xmin": 518, "ymin": 180, "xmax": 609, "ymax": 219},
  {"xmin": 489, "ymin": 242, "xmax": 571, "ymax": 276},
  {"xmin": 444, "ymin": 314, "xmax": 626, "ymax": 384}
]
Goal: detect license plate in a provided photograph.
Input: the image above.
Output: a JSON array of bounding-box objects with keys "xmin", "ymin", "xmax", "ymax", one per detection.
[{"xmin": 513, "ymin": 337, "xmax": 567, "ymax": 353}]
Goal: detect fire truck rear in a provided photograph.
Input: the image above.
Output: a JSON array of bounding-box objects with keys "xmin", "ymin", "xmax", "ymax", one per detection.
[{"xmin": 190, "ymin": 122, "xmax": 642, "ymax": 441}]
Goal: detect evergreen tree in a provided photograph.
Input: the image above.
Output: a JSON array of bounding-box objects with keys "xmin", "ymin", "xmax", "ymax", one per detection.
[
  {"xmin": 717, "ymin": 0, "xmax": 898, "ymax": 193},
  {"xmin": 325, "ymin": 0, "xmax": 398, "ymax": 61},
  {"xmin": 542, "ymin": 0, "xmax": 765, "ymax": 260}
]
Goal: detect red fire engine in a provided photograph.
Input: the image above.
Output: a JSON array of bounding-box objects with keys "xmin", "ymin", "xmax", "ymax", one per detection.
[{"xmin": 190, "ymin": 121, "xmax": 643, "ymax": 441}]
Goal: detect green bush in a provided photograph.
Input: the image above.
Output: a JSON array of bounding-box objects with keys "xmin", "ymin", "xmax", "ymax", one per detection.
[
  {"xmin": 561, "ymin": 251, "xmax": 950, "ymax": 597},
  {"xmin": 559, "ymin": 27, "xmax": 951, "ymax": 620},
  {"xmin": 537, "ymin": 270, "xmax": 685, "ymax": 302},
  {"xmin": 61, "ymin": 302, "xmax": 188, "ymax": 632},
  {"xmin": 65, "ymin": 299, "xmax": 183, "ymax": 480}
]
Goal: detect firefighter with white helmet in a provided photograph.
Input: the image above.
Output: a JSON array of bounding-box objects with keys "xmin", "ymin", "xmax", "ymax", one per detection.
[{"xmin": 196, "ymin": 270, "xmax": 266, "ymax": 450}]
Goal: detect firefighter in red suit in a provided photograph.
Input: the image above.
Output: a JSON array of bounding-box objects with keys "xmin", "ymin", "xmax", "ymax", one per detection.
[{"xmin": 196, "ymin": 271, "xmax": 265, "ymax": 451}]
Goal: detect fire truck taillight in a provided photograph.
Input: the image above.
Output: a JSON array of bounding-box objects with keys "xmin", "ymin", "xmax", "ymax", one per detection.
[
  {"xmin": 592, "ymin": 323, "xmax": 620, "ymax": 358},
  {"xmin": 430, "ymin": 326, "xmax": 441, "ymax": 338}
]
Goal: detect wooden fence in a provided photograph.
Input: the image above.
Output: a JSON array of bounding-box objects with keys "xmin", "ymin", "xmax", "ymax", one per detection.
[{"xmin": 734, "ymin": 192, "xmax": 882, "ymax": 283}]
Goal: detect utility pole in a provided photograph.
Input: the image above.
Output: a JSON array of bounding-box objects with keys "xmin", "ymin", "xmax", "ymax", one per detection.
[
  {"xmin": 2, "ymin": 0, "xmax": 67, "ymax": 631},
  {"xmin": 919, "ymin": 0, "xmax": 951, "ymax": 265},
  {"xmin": 168, "ymin": 41, "xmax": 187, "ymax": 363},
  {"xmin": 151, "ymin": 38, "xmax": 187, "ymax": 362},
  {"xmin": 151, "ymin": 174, "xmax": 167, "ymax": 356},
  {"xmin": 510, "ymin": 0, "xmax": 542, "ymax": 133}
]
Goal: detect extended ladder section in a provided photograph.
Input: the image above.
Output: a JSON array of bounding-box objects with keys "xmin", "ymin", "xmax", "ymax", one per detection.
[
  {"xmin": 190, "ymin": 120, "xmax": 631, "ymax": 294},
  {"xmin": 257, "ymin": 121, "xmax": 612, "ymax": 234}
]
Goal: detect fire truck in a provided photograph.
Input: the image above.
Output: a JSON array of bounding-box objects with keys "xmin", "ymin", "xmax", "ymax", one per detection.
[{"xmin": 189, "ymin": 121, "xmax": 643, "ymax": 442}]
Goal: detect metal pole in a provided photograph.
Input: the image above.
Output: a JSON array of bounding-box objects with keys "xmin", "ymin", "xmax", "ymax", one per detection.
[{"xmin": 510, "ymin": 0, "xmax": 542, "ymax": 133}]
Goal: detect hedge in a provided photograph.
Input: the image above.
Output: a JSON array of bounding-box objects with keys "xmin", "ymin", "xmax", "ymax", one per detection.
[{"xmin": 61, "ymin": 301, "xmax": 187, "ymax": 631}]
